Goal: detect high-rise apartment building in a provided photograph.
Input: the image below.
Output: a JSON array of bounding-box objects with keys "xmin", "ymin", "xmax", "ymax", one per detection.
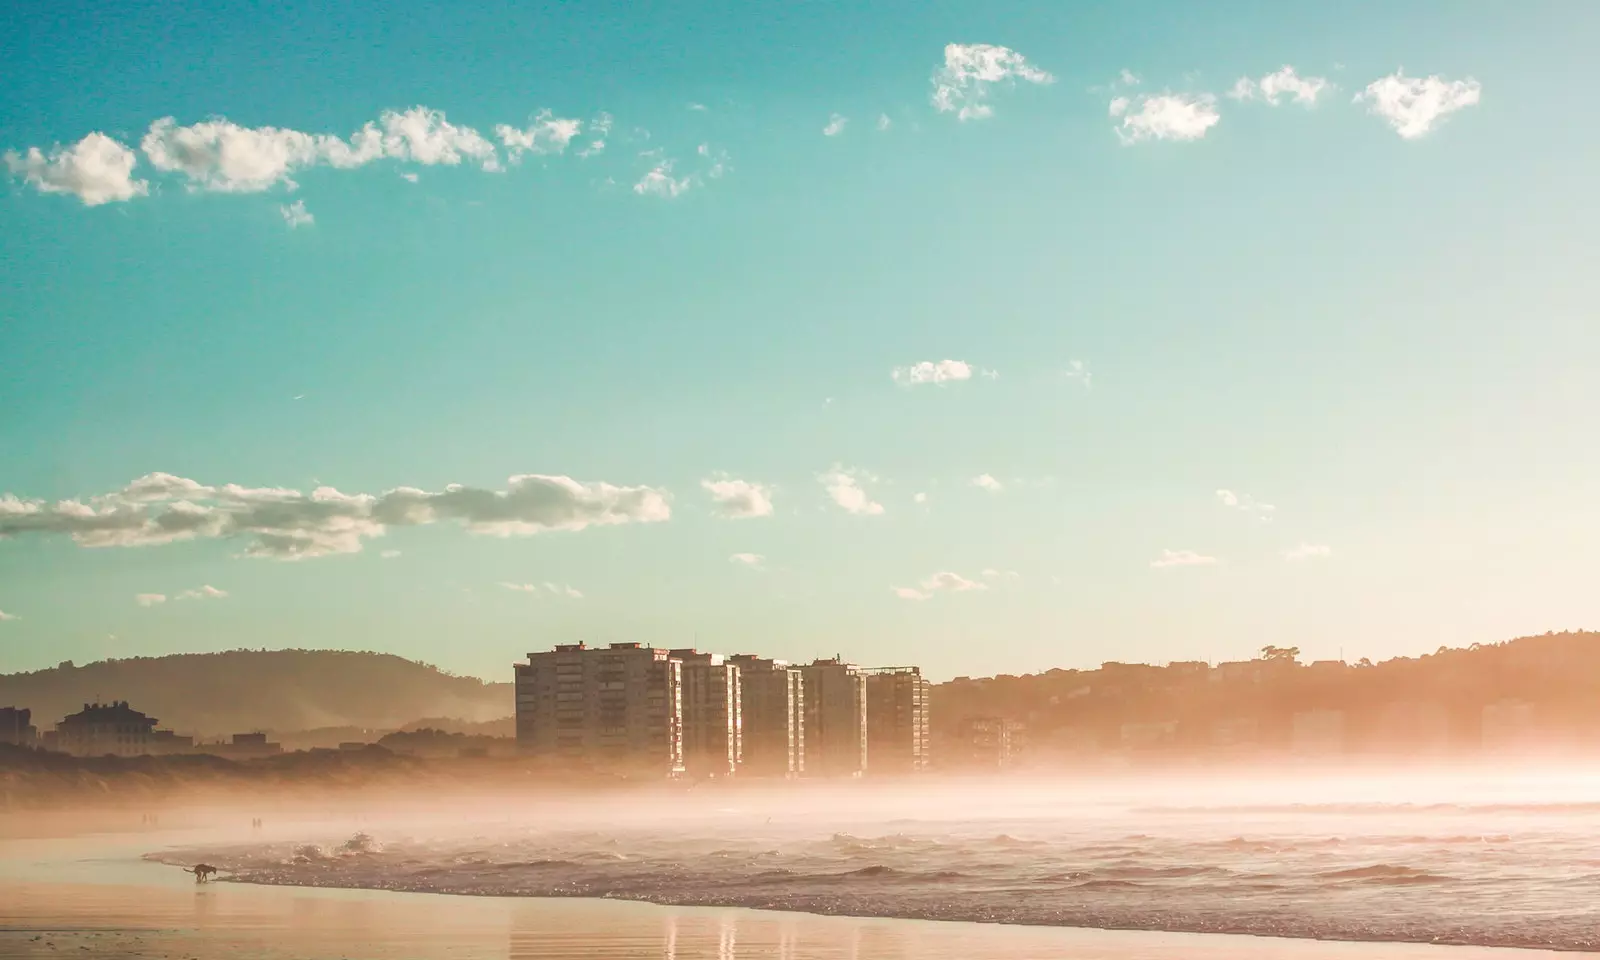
[
  {"xmin": 864, "ymin": 667, "xmax": 931, "ymax": 774},
  {"xmin": 728, "ymin": 655, "xmax": 804, "ymax": 777},
  {"xmin": 514, "ymin": 642, "xmax": 684, "ymax": 776},
  {"xmin": 801, "ymin": 658, "xmax": 868, "ymax": 777},
  {"xmin": 669, "ymin": 649, "xmax": 742, "ymax": 777}
]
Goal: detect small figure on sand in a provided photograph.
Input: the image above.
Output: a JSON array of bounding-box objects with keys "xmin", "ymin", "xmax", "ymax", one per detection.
[{"xmin": 184, "ymin": 864, "xmax": 219, "ymax": 883}]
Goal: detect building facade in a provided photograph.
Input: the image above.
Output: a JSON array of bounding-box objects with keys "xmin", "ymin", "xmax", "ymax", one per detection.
[
  {"xmin": 729, "ymin": 655, "xmax": 804, "ymax": 777},
  {"xmin": 515, "ymin": 643, "xmax": 685, "ymax": 776},
  {"xmin": 670, "ymin": 650, "xmax": 742, "ymax": 777},
  {"xmin": 54, "ymin": 701, "xmax": 160, "ymax": 757},
  {"xmin": 801, "ymin": 658, "xmax": 868, "ymax": 777},
  {"xmin": 864, "ymin": 667, "xmax": 930, "ymax": 774},
  {"xmin": 0, "ymin": 707, "xmax": 37, "ymax": 747},
  {"xmin": 952, "ymin": 715, "xmax": 1022, "ymax": 770}
]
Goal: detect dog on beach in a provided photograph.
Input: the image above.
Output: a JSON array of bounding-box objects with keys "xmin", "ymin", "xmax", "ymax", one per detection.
[{"xmin": 184, "ymin": 864, "xmax": 219, "ymax": 883}]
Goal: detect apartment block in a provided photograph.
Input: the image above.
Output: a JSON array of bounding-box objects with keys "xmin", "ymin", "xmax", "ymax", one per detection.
[
  {"xmin": 801, "ymin": 658, "xmax": 868, "ymax": 777},
  {"xmin": 54, "ymin": 701, "xmax": 159, "ymax": 757},
  {"xmin": 669, "ymin": 649, "xmax": 742, "ymax": 777},
  {"xmin": 864, "ymin": 667, "xmax": 930, "ymax": 774},
  {"xmin": 515, "ymin": 642, "xmax": 684, "ymax": 776},
  {"xmin": 729, "ymin": 655, "xmax": 804, "ymax": 777},
  {"xmin": 0, "ymin": 707, "xmax": 37, "ymax": 747}
]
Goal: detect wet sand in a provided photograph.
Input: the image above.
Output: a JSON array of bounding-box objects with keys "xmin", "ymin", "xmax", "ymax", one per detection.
[{"xmin": 0, "ymin": 832, "xmax": 1576, "ymax": 959}]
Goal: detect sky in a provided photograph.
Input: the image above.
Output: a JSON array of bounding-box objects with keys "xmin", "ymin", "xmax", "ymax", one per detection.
[{"xmin": 2, "ymin": 0, "xmax": 1598, "ymax": 683}]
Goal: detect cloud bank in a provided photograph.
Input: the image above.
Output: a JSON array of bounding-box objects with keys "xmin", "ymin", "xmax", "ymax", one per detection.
[
  {"xmin": 0, "ymin": 471, "xmax": 670, "ymax": 559},
  {"xmin": 701, "ymin": 475, "xmax": 775, "ymax": 519}
]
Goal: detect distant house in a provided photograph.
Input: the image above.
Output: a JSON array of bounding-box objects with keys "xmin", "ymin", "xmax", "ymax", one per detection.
[
  {"xmin": 55, "ymin": 701, "xmax": 159, "ymax": 757},
  {"xmin": 1, "ymin": 707, "xmax": 38, "ymax": 747},
  {"xmin": 196, "ymin": 732, "xmax": 283, "ymax": 760}
]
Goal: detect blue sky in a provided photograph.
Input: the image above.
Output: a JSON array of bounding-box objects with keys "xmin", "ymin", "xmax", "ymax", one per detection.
[{"xmin": 3, "ymin": 0, "xmax": 1597, "ymax": 682}]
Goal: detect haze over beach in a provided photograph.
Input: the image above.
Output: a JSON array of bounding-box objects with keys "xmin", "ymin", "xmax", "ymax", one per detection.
[{"xmin": 4, "ymin": 0, "xmax": 1600, "ymax": 956}]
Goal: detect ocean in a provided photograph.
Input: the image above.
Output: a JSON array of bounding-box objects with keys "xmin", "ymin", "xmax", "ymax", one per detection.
[{"xmin": 158, "ymin": 769, "xmax": 1600, "ymax": 952}]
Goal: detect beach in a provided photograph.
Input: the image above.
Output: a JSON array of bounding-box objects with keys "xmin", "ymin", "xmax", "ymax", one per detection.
[{"xmin": 0, "ymin": 823, "xmax": 1581, "ymax": 960}]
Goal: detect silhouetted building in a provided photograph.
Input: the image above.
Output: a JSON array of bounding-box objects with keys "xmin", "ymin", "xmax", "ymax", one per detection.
[
  {"xmin": 864, "ymin": 667, "xmax": 930, "ymax": 773},
  {"xmin": 199, "ymin": 732, "xmax": 282, "ymax": 759},
  {"xmin": 515, "ymin": 642, "xmax": 685, "ymax": 776},
  {"xmin": 1, "ymin": 707, "xmax": 37, "ymax": 747},
  {"xmin": 728, "ymin": 655, "xmax": 805, "ymax": 778},
  {"xmin": 148, "ymin": 729, "xmax": 195, "ymax": 754},
  {"xmin": 55, "ymin": 701, "xmax": 159, "ymax": 757},
  {"xmin": 801, "ymin": 658, "xmax": 868, "ymax": 777},
  {"xmin": 670, "ymin": 650, "xmax": 742, "ymax": 777}
]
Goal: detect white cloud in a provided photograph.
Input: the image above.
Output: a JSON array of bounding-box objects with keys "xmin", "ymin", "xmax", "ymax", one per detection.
[
  {"xmin": 971, "ymin": 474, "xmax": 1003, "ymax": 493},
  {"xmin": 1151, "ymin": 549, "xmax": 1219, "ymax": 569},
  {"xmin": 877, "ymin": 114, "xmax": 892, "ymax": 131},
  {"xmin": 141, "ymin": 116, "xmax": 330, "ymax": 192},
  {"xmin": 1229, "ymin": 66, "xmax": 1330, "ymax": 106},
  {"xmin": 931, "ymin": 43, "xmax": 1053, "ymax": 120},
  {"xmin": 701, "ymin": 475, "xmax": 775, "ymax": 519},
  {"xmin": 495, "ymin": 110, "xmax": 583, "ymax": 161},
  {"xmin": 697, "ymin": 142, "xmax": 729, "ymax": 179},
  {"xmin": 912, "ymin": 492, "xmax": 929, "ymax": 505},
  {"xmin": 175, "ymin": 585, "xmax": 228, "ymax": 600},
  {"xmin": 1065, "ymin": 359, "xmax": 1092, "ymax": 389},
  {"xmin": 981, "ymin": 568, "xmax": 1020, "ymax": 581},
  {"xmin": 633, "ymin": 161, "xmax": 691, "ymax": 198},
  {"xmin": 729, "ymin": 552, "xmax": 765, "ymax": 568},
  {"xmin": 1357, "ymin": 71, "xmax": 1481, "ymax": 139},
  {"xmin": 892, "ymin": 359, "xmax": 975, "ymax": 386},
  {"xmin": 135, "ymin": 593, "xmax": 168, "ymax": 607},
  {"xmin": 400, "ymin": 172, "xmax": 419, "ymax": 183},
  {"xmin": 688, "ymin": 103, "xmax": 709, "ymax": 113},
  {"xmin": 499, "ymin": 581, "xmax": 583, "ymax": 598},
  {"xmin": 893, "ymin": 570, "xmax": 988, "ymax": 600},
  {"xmin": 0, "ymin": 472, "xmax": 670, "ymax": 560},
  {"xmin": 1216, "ymin": 489, "xmax": 1276, "ymax": 519},
  {"xmin": 279, "ymin": 200, "xmax": 313, "ymax": 228},
  {"xmin": 1111, "ymin": 93, "xmax": 1220, "ymax": 143},
  {"xmin": 1284, "ymin": 543, "xmax": 1332, "ymax": 561},
  {"xmin": 0, "ymin": 609, "xmax": 17, "ymax": 622},
  {"xmin": 4, "ymin": 132, "xmax": 148, "ymax": 206},
  {"xmin": 823, "ymin": 113, "xmax": 848, "ymax": 137},
  {"xmin": 380, "ymin": 549, "xmax": 402, "ymax": 559},
  {"xmin": 819, "ymin": 467, "xmax": 884, "ymax": 516},
  {"xmin": 368, "ymin": 106, "xmax": 500, "ymax": 169},
  {"xmin": 578, "ymin": 112, "xmax": 614, "ymax": 157}
]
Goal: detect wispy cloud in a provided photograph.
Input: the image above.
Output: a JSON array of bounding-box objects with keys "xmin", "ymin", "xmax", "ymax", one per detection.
[
  {"xmin": 912, "ymin": 492, "xmax": 929, "ymax": 505},
  {"xmin": 0, "ymin": 471, "xmax": 670, "ymax": 560},
  {"xmin": 1150, "ymin": 549, "xmax": 1219, "ymax": 569},
  {"xmin": 819, "ymin": 466, "xmax": 884, "ymax": 516},
  {"xmin": 1229, "ymin": 66, "xmax": 1330, "ymax": 106},
  {"xmin": 499, "ymin": 581, "xmax": 584, "ymax": 598},
  {"xmin": 1357, "ymin": 70, "xmax": 1481, "ymax": 139},
  {"xmin": 379, "ymin": 549, "xmax": 402, "ymax": 559},
  {"xmin": 701, "ymin": 475, "xmax": 775, "ymax": 519},
  {"xmin": 981, "ymin": 568, "xmax": 1020, "ymax": 582},
  {"xmin": 279, "ymin": 200, "xmax": 313, "ymax": 228},
  {"xmin": 1216, "ymin": 489, "xmax": 1276, "ymax": 519},
  {"xmin": 0, "ymin": 609, "xmax": 18, "ymax": 622},
  {"xmin": 876, "ymin": 114, "xmax": 893, "ymax": 131},
  {"xmin": 495, "ymin": 110, "xmax": 583, "ymax": 161},
  {"xmin": 823, "ymin": 113, "xmax": 848, "ymax": 137},
  {"xmin": 175, "ymin": 585, "xmax": 228, "ymax": 600},
  {"xmin": 931, "ymin": 43, "xmax": 1053, "ymax": 120},
  {"xmin": 135, "ymin": 593, "xmax": 167, "ymax": 607},
  {"xmin": 893, "ymin": 571, "xmax": 988, "ymax": 600},
  {"xmin": 971, "ymin": 474, "xmax": 1003, "ymax": 493},
  {"xmin": 729, "ymin": 552, "xmax": 765, "ymax": 568},
  {"xmin": 1284, "ymin": 543, "xmax": 1332, "ymax": 561},
  {"xmin": 1065, "ymin": 359, "xmax": 1092, "ymax": 390},
  {"xmin": 633, "ymin": 161, "xmax": 692, "ymax": 198},
  {"xmin": 1110, "ymin": 92, "xmax": 1221, "ymax": 143},
  {"xmin": 892, "ymin": 359, "xmax": 976, "ymax": 386}
]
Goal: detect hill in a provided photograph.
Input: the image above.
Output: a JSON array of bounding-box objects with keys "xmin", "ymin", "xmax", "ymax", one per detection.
[{"xmin": 0, "ymin": 650, "xmax": 512, "ymax": 736}]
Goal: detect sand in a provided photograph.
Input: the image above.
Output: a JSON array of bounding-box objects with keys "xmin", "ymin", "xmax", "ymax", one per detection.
[{"xmin": 0, "ymin": 830, "xmax": 1576, "ymax": 960}]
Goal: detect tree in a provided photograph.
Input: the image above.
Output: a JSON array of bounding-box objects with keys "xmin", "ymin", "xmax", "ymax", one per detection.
[{"xmin": 1259, "ymin": 645, "xmax": 1301, "ymax": 663}]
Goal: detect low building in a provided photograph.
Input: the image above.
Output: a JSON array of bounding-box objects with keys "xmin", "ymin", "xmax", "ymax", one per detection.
[
  {"xmin": 728, "ymin": 655, "xmax": 804, "ymax": 777},
  {"xmin": 670, "ymin": 650, "xmax": 742, "ymax": 777},
  {"xmin": 801, "ymin": 658, "xmax": 868, "ymax": 777},
  {"xmin": 200, "ymin": 732, "xmax": 283, "ymax": 759},
  {"xmin": 55, "ymin": 701, "xmax": 159, "ymax": 757},
  {"xmin": 0, "ymin": 707, "xmax": 37, "ymax": 747},
  {"xmin": 148, "ymin": 729, "xmax": 195, "ymax": 755},
  {"xmin": 952, "ymin": 716, "xmax": 1023, "ymax": 769},
  {"xmin": 864, "ymin": 667, "xmax": 930, "ymax": 774}
]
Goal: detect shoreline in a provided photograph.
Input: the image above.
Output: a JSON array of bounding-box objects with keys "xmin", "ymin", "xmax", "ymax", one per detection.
[{"xmin": 0, "ymin": 830, "xmax": 1574, "ymax": 959}]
